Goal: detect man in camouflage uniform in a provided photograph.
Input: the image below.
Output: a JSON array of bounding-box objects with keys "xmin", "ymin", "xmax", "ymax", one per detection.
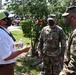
[
  {"xmin": 38, "ymin": 18, "xmax": 66, "ymax": 75},
  {"xmin": 59, "ymin": 6, "xmax": 76, "ymax": 75},
  {"xmin": 48, "ymin": 14, "xmax": 64, "ymax": 69}
]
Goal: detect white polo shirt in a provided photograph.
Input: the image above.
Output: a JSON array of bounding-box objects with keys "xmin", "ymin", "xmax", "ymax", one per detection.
[{"xmin": 0, "ymin": 27, "xmax": 17, "ymax": 64}]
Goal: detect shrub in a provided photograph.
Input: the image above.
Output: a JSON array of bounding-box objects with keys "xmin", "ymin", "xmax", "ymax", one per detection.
[{"xmin": 20, "ymin": 20, "xmax": 33, "ymax": 37}]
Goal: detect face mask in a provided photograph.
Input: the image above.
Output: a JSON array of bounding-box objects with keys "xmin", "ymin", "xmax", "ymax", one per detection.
[
  {"xmin": 5, "ymin": 18, "xmax": 12, "ymax": 26},
  {"xmin": 2, "ymin": 18, "xmax": 12, "ymax": 26},
  {"xmin": 48, "ymin": 20, "xmax": 55, "ymax": 26}
]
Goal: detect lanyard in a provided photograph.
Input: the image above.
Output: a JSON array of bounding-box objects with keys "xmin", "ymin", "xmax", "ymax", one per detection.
[{"xmin": 0, "ymin": 26, "xmax": 16, "ymax": 41}]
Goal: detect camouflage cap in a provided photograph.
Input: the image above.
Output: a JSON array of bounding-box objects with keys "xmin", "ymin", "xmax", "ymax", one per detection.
[
  {"xmin": 47, "ymin": 17, "xmax": 55, "ymax": 21},
  {"xmin": 48, "ymin": 14, "xmax": 56, "ymax": 18},
  {"xmin": 48, "ymin": 14, "xmax": 56, "ymax": 17},
  {"xmin": 0, "ymin": 10, "xmax": 15, "ymax": 20},
  {"xmin": 62, "ymin": 6, "xmax": 76, "ymax": 16}
]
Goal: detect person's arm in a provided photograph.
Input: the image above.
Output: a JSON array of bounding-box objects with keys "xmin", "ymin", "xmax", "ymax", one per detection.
[
  {"xmin": 38, "ymin": 40, "xmax": 43, "ymax": 58},
  {"xmin": 64, "ymin": 34, "xmax": 76, "ymax": 65},
  {"xmin": 59, "ymin": 29, "xmax": 66, "ymax": 57},
  {"xmin": 38, "ymin": 29, "xmax": 44, "ymax": 58},
  {"xmin": 4, "ymin": 45, "xmax": 30, "ymax": 61}
]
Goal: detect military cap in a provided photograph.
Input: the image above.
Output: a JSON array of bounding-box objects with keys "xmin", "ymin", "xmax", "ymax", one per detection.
[
  {"xmin": 48, "ymin": 14, "xmax": 56, "ymax": 18},
  {"xmin": 47, "ymin": 17, "xmax": 55, "ymax": 21},
  {"xmin": 0, "ymin": 10, "xmax": 15, "ymax": 20},
  {"xmin": 62, "ymin": 6, "xmax": 76, "ymax": 17}
]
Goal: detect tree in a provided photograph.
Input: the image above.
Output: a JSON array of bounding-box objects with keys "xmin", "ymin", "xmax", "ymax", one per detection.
[
  {"xmin": 6, "ymin": 0, "xmax": 49, "ymax": 56},
  {"xmin": 6, "ymin": 0, "xmax": 74, "ymax": 56},
  {"xmin": 26, "ymin": 0, "xmax": 49, "ymax": 56}
]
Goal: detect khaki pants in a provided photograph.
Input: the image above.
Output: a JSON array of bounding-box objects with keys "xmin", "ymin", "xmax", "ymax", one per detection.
[{"xmin": 0, "ymin": 63, "xmax": 15, "ymax": 75}]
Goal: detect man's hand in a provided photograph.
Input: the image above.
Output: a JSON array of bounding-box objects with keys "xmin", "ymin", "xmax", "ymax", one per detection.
[{"xmin": 21, "ymin": 44, "xmax": 30, "ymax": 52}]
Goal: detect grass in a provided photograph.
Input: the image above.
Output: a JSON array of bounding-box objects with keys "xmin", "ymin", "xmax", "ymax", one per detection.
[
  {"xmin": 10, "ymin": 28, "xmax": 41, "ymax": 75},
  {"xmin": 11, "ymin": 30, "xmax": 31, "ymax": 45},
  {"xmin": 14, "ymin": 57, "xmax": 42, "ymax": 75}
]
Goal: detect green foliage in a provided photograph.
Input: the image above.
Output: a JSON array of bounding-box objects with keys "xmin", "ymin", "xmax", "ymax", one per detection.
[
  {"xmin": 6, "ymin": 0, "xmax": 73, "ymax": 52},
  {"xmin": 20, "ymin": 20, "xmax": 33, "ymax": 37},
  {"xmin": 29, "ymin": 0, "xmax": 49, "ymax": 18}
]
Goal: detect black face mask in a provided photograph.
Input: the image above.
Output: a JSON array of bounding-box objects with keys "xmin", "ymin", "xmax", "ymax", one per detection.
[
  {"xmin": 6, "ymin": 18, "xmax": 12, "ymax": 26},
  {"xmin": 3, "ymin": 18, "xmax": 12, "ymax": 26},
  {"xmin": 48, "ymin": 20, "xmax": 55, "ymax": 26}
]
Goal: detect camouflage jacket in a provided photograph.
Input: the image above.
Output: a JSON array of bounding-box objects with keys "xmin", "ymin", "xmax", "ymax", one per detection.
[
  {"xmin": 65, "ymin": 29, "xmax": 76, "ymax": 66},
  {"xmin": 38, "ymin": 25, "xmax": 66, "ymax": 57}
]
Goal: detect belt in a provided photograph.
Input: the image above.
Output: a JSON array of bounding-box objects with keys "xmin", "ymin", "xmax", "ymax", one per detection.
[{"xmin": 0, "ymin": 63, "xmax": 15, "ymax": 67}]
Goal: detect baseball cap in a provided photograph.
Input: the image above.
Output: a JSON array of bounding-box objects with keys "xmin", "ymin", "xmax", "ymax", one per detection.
[
  {"xmin": 0, "ymin": 10, "xmax": 15, "ymax": 20},
  {"xmin": 62, "ymin": 6, "xmax": 76, "ymax": 17}
]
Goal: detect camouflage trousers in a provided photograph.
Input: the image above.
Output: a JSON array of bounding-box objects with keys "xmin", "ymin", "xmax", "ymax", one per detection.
[{"xmin": 43, "ymin": 54, "xmax": 61, "ymax": 75}]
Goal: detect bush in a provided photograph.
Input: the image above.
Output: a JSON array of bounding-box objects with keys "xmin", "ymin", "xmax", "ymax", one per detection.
[{"xmin": 20, "ymin": 20, "xmax": 33, "ymax": 37}]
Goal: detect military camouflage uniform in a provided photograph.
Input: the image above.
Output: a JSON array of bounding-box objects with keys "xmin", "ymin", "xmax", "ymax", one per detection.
[
  {"xmin": 38, "ymin": 25, "xmax": 66, "ymax": 75},
  {"xmin": 59, "ymin": 29, "xmax": 76, "ymax": 75}
]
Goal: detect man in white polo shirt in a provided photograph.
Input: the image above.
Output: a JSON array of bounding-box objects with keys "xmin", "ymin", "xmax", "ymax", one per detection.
[{"xmin": 0, "ymin": 10, "xmax": 30, "ymax": 75}]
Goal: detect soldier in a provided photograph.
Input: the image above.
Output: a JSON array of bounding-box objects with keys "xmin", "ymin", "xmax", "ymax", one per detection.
[
  {"xmin": 48, "ymin": 14, "xmax": 64, "ymax": 69},
  {"xmin": 38, "ymin": 17, "xmax": 66, "ymax": 75},
  {"xmin": 59, "ymin": 6, "xmax": 76, "ymax": 75}
]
